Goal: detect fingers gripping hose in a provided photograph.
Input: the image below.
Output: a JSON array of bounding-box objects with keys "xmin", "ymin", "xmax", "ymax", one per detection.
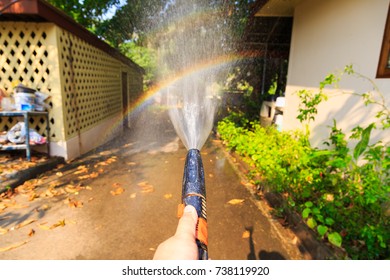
[{"xmin": 180, "ymin": 149, "xmax": 208, "ymax": 260}]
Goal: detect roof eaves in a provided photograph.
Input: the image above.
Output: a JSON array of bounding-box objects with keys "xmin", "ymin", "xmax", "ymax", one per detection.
[{"xmin": 0, "ymin": 0, "xmax": 145, "ymax": 74}]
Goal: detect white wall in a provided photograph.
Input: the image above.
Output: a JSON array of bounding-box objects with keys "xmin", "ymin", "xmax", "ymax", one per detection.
[
  {"xmin": 284, "ymin": 0, "xmax": 390, "ymax": 147},
  {"xmin": 50, "ymin": 113, "xmax": 123, "ymax": 160}
]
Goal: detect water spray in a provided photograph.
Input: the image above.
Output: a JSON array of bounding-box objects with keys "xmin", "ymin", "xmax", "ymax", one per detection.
[{"xmin": 161, "ymin": 0, "xmax": 230, "ymax": 260}]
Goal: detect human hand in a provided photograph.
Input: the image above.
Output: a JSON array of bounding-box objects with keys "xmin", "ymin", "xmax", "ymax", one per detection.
[{"xmin": 153, "ymin": 205, "xmax": 198, "ymax": 260}]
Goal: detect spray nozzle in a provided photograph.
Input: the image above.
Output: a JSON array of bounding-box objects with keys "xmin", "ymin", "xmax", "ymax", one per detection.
[{"xmin": 181, "ymin": 148, "xmax": 208, "ymax": 260}]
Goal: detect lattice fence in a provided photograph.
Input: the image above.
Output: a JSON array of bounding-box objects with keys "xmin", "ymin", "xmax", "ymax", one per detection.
[
  {"xmin": 0, "ymin": 22, "xmax": 56, "ymax": 140},
  {"xmin": 1, "ymin": 21, "xmax": 139, "ymax": 149},
  {"xmin": 58, "ymin": 29, "xmax": 122, "ymax": 139}
]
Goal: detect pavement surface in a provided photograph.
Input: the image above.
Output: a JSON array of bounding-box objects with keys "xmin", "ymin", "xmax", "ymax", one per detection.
[{"xmin": 0, "ymin": 103, "xmax": 309, "ymax": 260}]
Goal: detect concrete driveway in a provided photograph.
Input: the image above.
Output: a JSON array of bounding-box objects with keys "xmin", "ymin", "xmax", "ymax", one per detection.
[{"xmin": 0, "ymin": 103, "xmax": 307, "ymax": 260}]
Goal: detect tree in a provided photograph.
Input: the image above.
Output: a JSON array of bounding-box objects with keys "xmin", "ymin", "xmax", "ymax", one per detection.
[
  {"xmin": 46, "ymin": 0, "xmax": 259, "ymax": 90},
  {"xmin": 46, "ymin": 0, "xmax": 120, "ymax": 32}
]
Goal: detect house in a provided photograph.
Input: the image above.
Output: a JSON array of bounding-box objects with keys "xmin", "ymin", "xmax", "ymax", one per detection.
[
  {"xmin": 0, "ymin": 0, "xmax": 144, "ymax": 160},
  {"xmin": 251, "ymin": 0, "xmax": 390, "ymax": 147}
]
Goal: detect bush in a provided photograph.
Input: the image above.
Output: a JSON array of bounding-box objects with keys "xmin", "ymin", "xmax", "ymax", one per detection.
[{"xmin": 217, "ymin": 66, "xmax": 390, "ymax": 259}]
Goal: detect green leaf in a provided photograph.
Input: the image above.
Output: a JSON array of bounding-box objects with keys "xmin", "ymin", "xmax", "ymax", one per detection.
[
  {"xmin": 327, "ymin": 158, "xmax": 347, "ymax": 168},
  {"xmin": 312, "ymin": 207, "xmax": 320, "ymax": 215},
  {"xmin": 307, "ymin": 217, "xmax": 317, "ymax": 229},
  {"xmin": 305, "ymin": 201, "xmax": 313, "ymax": 208},
  {"xmin": 315, "ymin": 214, "xmax": 324, "ymax": 224},
  {"xmin": 328, "ymin": 232, "xmax": 342, "ymax": 247},
  {"xmin": 353, "ymin": 123, "xmax": 375, "ymax": 160},
  {"xmin": 317, "ymin": 225, "xmax": 328, "ymax": 237},
  {"xmin": 302, "ymin": 208, "xmax": 311, "ymax": 219},
  {"xmin": 325, "ymin": 217, "xmax": 335, "ymax": 226}
]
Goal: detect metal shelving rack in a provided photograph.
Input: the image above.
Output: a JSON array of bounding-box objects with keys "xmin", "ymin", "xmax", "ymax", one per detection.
[{"xmin": 0, "ymin": 111, "xmax": 50, "ymax": 161}]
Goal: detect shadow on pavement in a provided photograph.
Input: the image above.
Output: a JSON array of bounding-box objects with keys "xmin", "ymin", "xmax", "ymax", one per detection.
[{"xmin": 245, "ymin": 225, "xmax": 286, "ymax": 260}]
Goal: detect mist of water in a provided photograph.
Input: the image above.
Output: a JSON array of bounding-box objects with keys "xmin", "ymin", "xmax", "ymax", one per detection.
[
  {"xmin": 167, "ymin": 74, "xmax": 218, "ymax": 150},
  {"xmin": 159, "ymin": 0, "xmax": 231, "ymax": 150}
]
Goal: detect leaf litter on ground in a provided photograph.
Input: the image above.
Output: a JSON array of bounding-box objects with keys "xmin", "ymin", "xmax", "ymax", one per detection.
[
  {"xmin": 137, "ymin": 181, "xmax": 154, "ymax": 193},
  {"xmin": 110, "ymin": 182, "xmax": 125, "ymax": 196},
  {"xmin": 227, "ymin": 199, "xmax": 245, "ymax": 205},
  {"xmin": 0, "ymin": 240, "xmax": 29, "ymax": 252}
]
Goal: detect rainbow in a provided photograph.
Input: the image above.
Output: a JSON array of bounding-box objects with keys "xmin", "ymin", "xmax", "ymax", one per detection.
[
  {"xmin": 97, "ymin": 50, "xmax": 262, "ymax": 145},
  {"xmin": 127, "ymin": 51, "xmax": 260, "ymax": 115},
  {"xmin": 99, "ymin": 3, "xmax": 264, "ymax": 142}
]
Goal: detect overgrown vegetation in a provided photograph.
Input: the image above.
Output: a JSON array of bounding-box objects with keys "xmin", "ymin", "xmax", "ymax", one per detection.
[{"xmin": 217, "ymin": 66, "xmax": 390, "ymax": 259}]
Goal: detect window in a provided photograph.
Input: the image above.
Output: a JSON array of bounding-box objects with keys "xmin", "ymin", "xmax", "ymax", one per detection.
[{"xmin": 377, "ymin": 5, "xmax": 390, "ymax": 78}]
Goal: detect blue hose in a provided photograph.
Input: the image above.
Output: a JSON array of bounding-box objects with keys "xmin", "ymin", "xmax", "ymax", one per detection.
[{"xmin": 182, "ymin": 149, "xmax": 208, "ymax": 260}]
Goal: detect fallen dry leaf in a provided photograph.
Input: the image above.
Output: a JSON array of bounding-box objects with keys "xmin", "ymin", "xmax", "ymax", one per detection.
[
  {"xmin": 137, "ymin": 181, "xmax": 147, "ymax": 187},
  {"xmin": 56, "ymin": 172, "xmax": 64, "ymax": 177},
  {"xmin": 15, "ymin": 219, "xmax": 36, "ymax": 229},
  {"xmin": 56, "ymin": 164, "xmax": 65, "ymax": 169},
  {"xmin": 137, "ymin": 181, "xmax": 154, "ymax": 193},
  {"xmin": 0, "ymin": 227, "xmax": 8, "ymax": 235},
  {"xmin": 15, "ymin": 179, "xmax": 40, "ymax": 193},
  {"xmin": 64, "ymin": 184, "xmax": 81, "ymax": 194},
  {"xmin": 0, "ymin": 241, "xmax": 29, "ymax": 252},
  {"xmin": 48, "ymin": 181, "xmax": 61, "ymax": 189},
  {"xmin": 40, "ymin": 187, "xmax": 61, "ymax": 198},
  {"xmin": 0, "ymin": 203, "xmax": 7, "ymax": 211},
  {"xmin": 39, "ymin": 220, "xmax": 66, "ymax": 230},
  {"xmin": 112, "ymin": 183, "xmax": 121, "ymax": 188},
  {"xmin": 164, "ymin": 193, "xmax": 173, "ymax": 199},
  {"xmin": 78, "ymin": 172, "xmax": 99, "ymax": 180},
  {"xmin": 28, "ymin": 192, "xmax": 39, "ymax": 201},
  {"xmin": 28, "ymin": 229, "xmax": 35, "ymax": 237},
  {"xmin": 110, "ymin": 187, "xmax": 125, "ymax": 196},
  {"xmin": 242, "ymin": 230, "xmax": 251, "ymax": 239},
  {"xmin": 130, "ymin": 193, "xmax": 137, "ymax": 199},
  {"xmin": 38, "ymin": 222, "xmax": 50, "ymax": 230},
  {"xmin": 74, "ymin": 165, "xmax": 88, "ymax": 175},
  {"xmin": 68, "ymin": 199, "xmax": 83, "ymax": 208},
  {"xmin": 106, "ymin": 156, "xmax": 117, "ymax": 163},
  {"xmin": 227, "ymin": 199, "xmax": 245, "ymax": 205},
  {"xmin": 50, "ymin": 219, "xmax": 66, "ymax": 229}
]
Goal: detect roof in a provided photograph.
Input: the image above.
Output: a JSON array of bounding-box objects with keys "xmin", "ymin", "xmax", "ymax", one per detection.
[
  {"xmin": 254, "ymin": 0, "xmax": 305, "ymax": 17},
  {"xmin": 242, "ymin": 0, "xmax": 294, "ymax": 57},
  {"xmin": 0, "ymin": 0, "xmax": 145, "ymax": 74}
]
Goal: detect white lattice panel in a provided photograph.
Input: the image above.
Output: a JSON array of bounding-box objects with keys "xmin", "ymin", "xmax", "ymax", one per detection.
[
  {"xmin": 58, "ymin": 29, "xmax": 122, "ymax": 139},
  {"xmin": 0, "ymin": 22, "xmax": 58, "ymax": 140}
]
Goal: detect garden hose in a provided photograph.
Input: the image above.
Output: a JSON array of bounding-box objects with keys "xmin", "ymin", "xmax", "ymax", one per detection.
[{"xmin": 178, "ymin": 148, "xmax": 208, "ymax": 260}]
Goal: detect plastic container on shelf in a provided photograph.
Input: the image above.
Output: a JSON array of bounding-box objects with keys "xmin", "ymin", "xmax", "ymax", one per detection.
[
  {"xmin": 14, "ymin": 92, "xmax": 35, "ymax": 111},
  {"xmin": 13, "ymin": 84, "xmax": 36, "ymax": 111}
]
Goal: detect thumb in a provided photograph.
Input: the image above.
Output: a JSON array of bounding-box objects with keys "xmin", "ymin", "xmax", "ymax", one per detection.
[{"xmin": 175, "ymin": 205, "xmax": 198, "ymax": 238}]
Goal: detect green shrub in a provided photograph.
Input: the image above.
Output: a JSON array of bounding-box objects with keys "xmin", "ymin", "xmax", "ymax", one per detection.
[{"xmin": 217, "ymin": 66, "xmax": 390, "ymax": 259}]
